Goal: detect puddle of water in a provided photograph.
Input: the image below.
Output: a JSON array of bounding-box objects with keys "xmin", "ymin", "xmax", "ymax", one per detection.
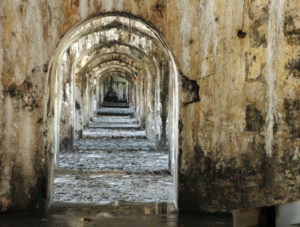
[{"xmin": 0, "ymin": 202, "xmax": 233, "ymax": 227}]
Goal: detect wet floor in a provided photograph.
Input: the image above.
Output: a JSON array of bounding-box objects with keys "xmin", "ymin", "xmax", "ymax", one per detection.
[{"xmin": 54, "ymin": 107, "xmax": 174, "ymax": 203}]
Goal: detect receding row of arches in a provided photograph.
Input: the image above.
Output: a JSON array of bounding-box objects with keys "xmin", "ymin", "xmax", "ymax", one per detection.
[{"xmin": 45, "ymin": 13, "xmax": 179, "ymax": 208}]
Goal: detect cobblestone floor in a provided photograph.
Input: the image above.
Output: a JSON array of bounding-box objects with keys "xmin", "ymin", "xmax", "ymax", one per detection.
[
  {"xmin": 97, "ymin": 107, "xmax": 134, "ymax": 115},
  {"xmin": 73, "ymin": 138, "xmax": 156, "ymax": 151},
  {"xmin": 93, "ymin": 116, "xmax": 137, "ymax": 123},
  {"xmin": 54, "ymin": 172, "xmax": 173, "ymax": 203},
  {"xmin": 54, "ymin": 108, "xmax": 174, "ymax": 204},
  {"xmin": 58, "ymin": 150, "xmax": 168, "ymax": 173},
  {"xmin": 82, "ymin": 128, "xmax": 146, "ymax": 138},
  {"xmin": 89, "ymin": 122, "xmax": 141, "ymax": 129}
]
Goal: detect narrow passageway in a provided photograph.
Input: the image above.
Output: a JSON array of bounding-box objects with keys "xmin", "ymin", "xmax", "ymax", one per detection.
[{"xmin": 54, "ymin": 104, "xmax": 175, "ymax": 204}]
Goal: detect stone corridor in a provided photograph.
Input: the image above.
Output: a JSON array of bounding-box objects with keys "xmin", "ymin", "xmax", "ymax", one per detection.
[
  {"xmin": 1, "ymin": 2, "xmax": 299, "ymax": 226},
  {"xmin": 54, "ymin": 107, "xmax": 175, "ymax": 204}
]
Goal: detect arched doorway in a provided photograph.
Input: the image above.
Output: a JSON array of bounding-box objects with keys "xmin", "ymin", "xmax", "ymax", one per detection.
[{"xmin": 45, "ymin": 13, "xmax": 179, "ymax": 209}]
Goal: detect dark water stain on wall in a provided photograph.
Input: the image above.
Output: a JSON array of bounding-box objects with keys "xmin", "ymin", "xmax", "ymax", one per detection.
[
  {"xmin": 284, "ymin": 99, "xmax": 300, "ymax": 138},
  {"xmin": 284, "ymin": 16, "xmax": 300, "ymax": 45},
  {"xmin": 285, "ymin": 59, "xmax": 300, "ymax": 78},
  {"xmin": 245, "ymin": 105, "xmax": 264, "ymax": 132}
]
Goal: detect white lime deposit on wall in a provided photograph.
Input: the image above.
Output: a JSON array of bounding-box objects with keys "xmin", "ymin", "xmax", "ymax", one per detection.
[
  {"xmin": 79, "ymin": 0, "xmax": 88, "ymax": 19},
  {"xmin": 265, "ymin": 0, "xmax": 284, "ymax": 157},
  {"xmin": 102, "ymin": 0, "xmax": 114, "ymax": 12},
  {"xmin": 176, "ymin": 0, "xmax": 195, "ymax": 74},
  {"xmin": 198, "ymin": 0, "xmax": 218, "ymax": 78}
]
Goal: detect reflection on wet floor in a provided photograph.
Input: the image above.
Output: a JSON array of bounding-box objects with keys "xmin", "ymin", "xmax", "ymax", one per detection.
[{"xmin": 0, "ymin": 202, "xmax": 233, "ymax": 227}]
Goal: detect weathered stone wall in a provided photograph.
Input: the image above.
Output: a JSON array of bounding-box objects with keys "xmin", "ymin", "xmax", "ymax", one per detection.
[
  {"xmin": 0, "ymin": 0, "xmax": 299, "ymax": 212},
  {"xmin": 177, "ymin": 0, "xmax": 300, "ymax": 212},
  {"xmin": 59, "ymin": 52, "xmax": 73, "ymax": 153}
]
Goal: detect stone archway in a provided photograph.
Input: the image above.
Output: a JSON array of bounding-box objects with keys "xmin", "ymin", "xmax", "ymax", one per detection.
[{"xmin": 45, "ymin": 13, "xmax": 179, "ymax": 209}]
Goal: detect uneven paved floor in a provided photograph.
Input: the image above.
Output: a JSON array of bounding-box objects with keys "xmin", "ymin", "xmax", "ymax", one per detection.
[
  {"xmin": 82, "ymin": 128, "xmax": 146, "ymax": 139},
  {"xmin": 97, "ymin": 107, "xmax": 134, "ymax": 116},
  {"xmin": 54, "ymin": 172, "xmax": 173, "ymax": 203},
  {"xmin": 54, "ymin": 107, "xmax": 174, "ymax": 204},
  {"xmin": 74, "ymin": 138, "xmax": 156, "ymax": 151},
  {"xmin": 58, "ymin": 150, "xmax": 168, "ymax": 173},
  {"xmin": 93, "ymin": 116, "xmax": 137, "ymax": 123}
]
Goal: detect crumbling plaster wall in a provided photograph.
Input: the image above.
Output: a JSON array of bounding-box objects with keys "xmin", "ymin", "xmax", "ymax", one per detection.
[{"xmin": 0, "ymin": 0, "xmax": 299, "ymax": 212}]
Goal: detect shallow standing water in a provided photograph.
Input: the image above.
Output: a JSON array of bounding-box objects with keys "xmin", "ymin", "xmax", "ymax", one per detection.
[{"xmin": 0, "ymin": 202, "xmax": 233, "ymax": 227}]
